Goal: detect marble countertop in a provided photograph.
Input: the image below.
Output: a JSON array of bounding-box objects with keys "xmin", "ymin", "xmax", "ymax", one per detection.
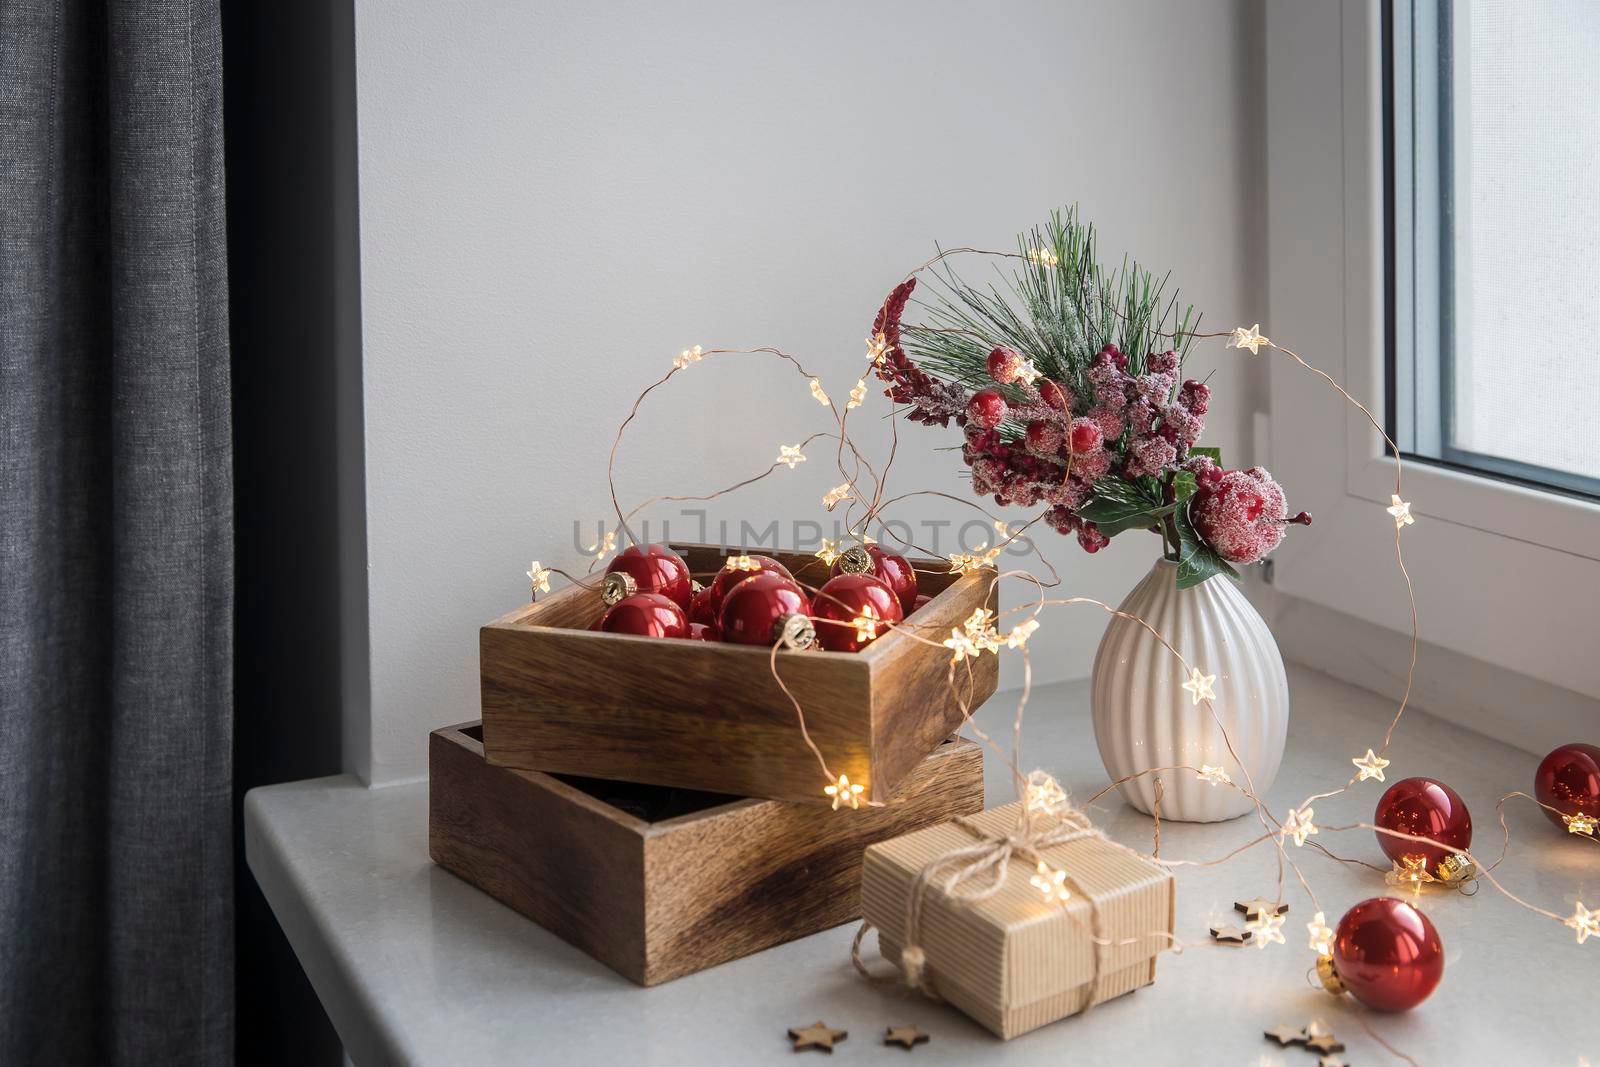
[{"xmin": 245, "ymin": 665, "xmax": 1596, "ymax": 1065}]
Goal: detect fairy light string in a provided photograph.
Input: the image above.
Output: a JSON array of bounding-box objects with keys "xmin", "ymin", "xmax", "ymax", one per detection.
[{"xmin": 535, "ymin": 238, "xmax": 1590, "ymax": 1054}]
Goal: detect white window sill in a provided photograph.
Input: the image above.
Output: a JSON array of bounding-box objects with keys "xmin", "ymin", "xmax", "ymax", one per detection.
[{"xmin": 246, "ymin": 667, "xmax": 1585, "ymax": 1065}]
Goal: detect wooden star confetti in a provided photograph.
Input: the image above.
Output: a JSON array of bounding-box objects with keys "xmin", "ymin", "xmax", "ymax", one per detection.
[
  {"xmin": 1319, "ymin": 1057, "xmax": 1351, "ymax": 1067},
  {"xmin": 776, "ymin": 444, "xmax": 807, "ymax": 469},
  {"xmin": 1263, "ymin": 1023, "xmax": 1308, "ymax": 1046},
  {"xmin": 1306, "ymin": 910, "xmax": 1334, "ymax": 955},
  {"xmin": 883, "ymin": 1025, "xmax": 929, "ymax": 1050},
  {"xmin": 1352, "ymin": 748, "xmax": 1390, "ymax": 782},
  {"xmin": 1230, "ymin": 323, "xmax": 1270, "ymax": 355},
  {"xmin": 1387, "ymin": 493, "xmax": 1415, "ymax": 528},
  {"xmin": 525, "ymin": 561, "xmax": 551, "ymax": 597},
  {"xmin": 1234, "ymin": 898, "xmax": 1289, "ymax": 922},
  {"xmin": 1304, "ymin": 1028, "xmax": 1346, "ymax": 1055},
  {"xmin": 1209, "ymin": 923, "xmax": 1253, "ymax": 944},
  {"xmin": 1566, "ymin": 901, "xmax": 1599, "ymax": 944},
  {"xmin": 1563, "ymin": 811, "xmax": 1598, "ymax": 836},
  {"xmin": 788, "ymin": 1021, "xmax": 847, "ymax": 1052},
  {"xmin": 824, "ymin": 774, "xmax": 864, "ymax": 811},
  {"xmin": 1282, "ymin": 806, "xmax": 1318, "ymax": 847},
  {"xmin": 1249, "ymin": 910, "xmax": 1286, "ymax": 949},
  {"xmin": 1181, "ymin": 667, "xmax": 1216, "ymax": 705}
]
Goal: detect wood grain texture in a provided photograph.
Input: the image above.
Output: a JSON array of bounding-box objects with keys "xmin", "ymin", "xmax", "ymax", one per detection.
[
  {"xmin": 480, "ymin": 543, "xmax": 998, "ymax": 805},
  {"xmin": 429, "ymin": 721, "xmax": 984, "ymax": 985}
]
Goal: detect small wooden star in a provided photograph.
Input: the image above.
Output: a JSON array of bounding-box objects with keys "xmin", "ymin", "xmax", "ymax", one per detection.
[
  {"xmin": 1305, "ymin": 1029, "xmax": 1346, "ymax": 1054},
  {"xmin": 1263, "ymin": 1023, "xmax": 1308, "ymax": 1046},
  {"xmin": 1209, "ymin": 922, "xmax": 1253, "ymax": 944},
  {"xmin": 883, "ymin": 1025, "xmax": 929, "ymax": 1050},
  {"xmin": 1234, "ymin": 897, "xmax": 1289, "ymax": 922},
  {"xmin": 1319, "ymin": 1058, "xmax": 1350, "ymax": 1067},
  {"xmin": 788, "ymin": 1021, "xmax": 847, "ymax": 1053}
]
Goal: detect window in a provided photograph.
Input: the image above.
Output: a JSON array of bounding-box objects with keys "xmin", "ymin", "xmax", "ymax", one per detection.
[{"xmin": 1388, "ymin": 0, "xmax": 1600, "ymax": 499}]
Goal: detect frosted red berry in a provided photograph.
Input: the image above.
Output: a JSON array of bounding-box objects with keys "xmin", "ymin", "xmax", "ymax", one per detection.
[
  {"xmin": 1068, "ymin": 418, "xmax": 1103, "ymax": 455},
  {"xmin": 1189, "ymin": 466, "xmax": 1291, "ymax": 564},
  {"xmin": 987, "ymin": 346, "xmax": 1025, "ymax": 384},
  {"xmin": 967, "ymin": 389, "xmax": 1008, "ymax": 430},
  {"xmin": 1025, "ymin": 420, "xmax": 1063, "ymax": 455}
]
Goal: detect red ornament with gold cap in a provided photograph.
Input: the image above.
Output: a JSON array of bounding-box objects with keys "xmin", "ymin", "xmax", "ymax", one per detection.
[
  {"xmin": 1373, "ymin": 776, "xmax": 1473, "ymax": 880},
  {"xmin": 705, "ymin": 553, "xmax": 795, "ymax": 617},
  {"xmin": 1534, "ymin": 742, "xmax": 1600, "ymax": 835},
  {"xmin": 717, "ymin": 571, "xmax": 815, "ymax": 649},
  {"xmin": 810, "ymin": 573, "xmax": 903, "ymax": 652},
  {"xmin": 829, "ymin": 544, "xmax": 917, "ymax": 614},
  {"xmin": 601, "ymin": 543, "xmax": 692, "ymax": 610},
  {"xmin": 1318, "ymin": 897, "xmax": 1444, "ymax": 1012},
  {"xmin": 599, "ymin": 592, "xmax": 690, "ymax": 639}
]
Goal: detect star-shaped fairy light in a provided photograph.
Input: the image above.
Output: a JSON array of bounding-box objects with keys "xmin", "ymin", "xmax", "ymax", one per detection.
[
  {"xmin": 1352, "ymin": 748, "xmax": 1390, "ymax": 782},
  {"xmin": 942, "ymin": 608, "xmax": 1002, "ymax": 664},
  {"xmin": 1229, "ymin": 323, "xmax": 1270, "ymax": 355},
  {"xmin": 1385, "ymin": 854, "xmax": 1436, "ymax": 890},
  {"xmin": 525, "ymin": 560, "xmax": 551, "ymax": 597},
  {"xmin": 847, "ymin": 378, "xmax": 868, "ymax": 410},
  {"xmin": 1015, "ymin": 358, "xmax": 1043, "ymax": 386},
  {"xmin": 585, "ymin": 530, "xmax": 617, "ymax": 561},
  {"xmin": 1181, "ymin": 667, "xmax": 1217, "ymax": 705},
  {"xmin": 852, "ymin": 604, "xmax": 884, "ymax": 644},
  {"xmin": 866, "ymin": 331, "xmax": 890, "ymax": 365},
  {"xmin": 815, "ymin": 539, "xmax": 841, "ymax": 566},
  {"xmin": 1564, "ymin": 812, "xmax": 1599, "ymax": 836},
  {"xmin": 1005, "ymin": 618, "xmax": 1040, "ymax": 649},
  {"xmin": 1025, "ymin": 769, "xmax": 1068, "ymax": 817},
  {"xmin": 1306, "ymin": 910, "xmax": 1334, "ymax": 955},
  {"xmin": 947, "ymin": 543, "xmax": 1002, "ymax": 575},
  {"xmin": 824, "ymin": 774, "xmax": 865, "ymax": 811},
  {"xmin": 822, "ymin": 482, "xmax": 853, "ymax": 510},
  {"xmin": 776, "ymin": 444, "xmax": 806, "ymax": 469},
  {"xmin": 1282, "ymin": 806, "xmax": 1318, "ymax": 847},
  {"xmin": 672, "ymin": 344, "xmax": 703, "ymax": 369},
  {"xmin": 809, "ymin": 378, "xmax": 830, "ymax": 406},
  {"xmin": 724, "ymin": 553, "xmax": 761, "ymax": 572},
  {"xmin": 1567, "ymin": 901, "xmax": 1599, "ymax": 944},
  {"xmin": 1386, "ymin": 494, "xmax": 1415, "ymax": 528},
  {"xmin": 1030, "ymin": 860, "xmax": 1071, "ymax": 904},
  {"xmin": 1026, "ymin": 245, "xmax": 1060, "ymax": 267},
  {"xmin": 1249, "ymin": 910, "xmax": 1287, "ymax": 949},
  {"xmin": 1198, "ymin": 764, "xmax": 1232, "ymax": 787}
]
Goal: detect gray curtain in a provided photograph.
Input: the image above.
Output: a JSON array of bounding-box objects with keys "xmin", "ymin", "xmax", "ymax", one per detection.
[{"xmin": 0, "ymin": 0, "xmax": 234, "ymax": 1063}]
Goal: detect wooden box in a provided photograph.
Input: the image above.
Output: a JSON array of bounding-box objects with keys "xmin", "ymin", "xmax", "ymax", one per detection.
[
  {"xmin": 429, "ymin": 720, "xmax": 984, "ymax": 985},
  {"xmin": 480, "ymin": 543, "xmax": 998, "ymax": 805}
]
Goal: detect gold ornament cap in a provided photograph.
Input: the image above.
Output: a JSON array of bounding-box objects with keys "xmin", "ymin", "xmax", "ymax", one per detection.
[
  {"xmin": 1315, "ymin": 953, "xmax": 1347, "ymax": 996},
  {"xmin": 836, "ymin": 546, "xmax": 874, "ymax": 575},
  {"xmin": 1437, "ymin": 852, "xmax": 1476, "ymax": 883},
  {"xmin": 774, "ymin": 613, "xmax": 816, "ymax": 650},
  {"xmin": 601, "ymin": 570, "xmax": 637, "ymax": 605}
]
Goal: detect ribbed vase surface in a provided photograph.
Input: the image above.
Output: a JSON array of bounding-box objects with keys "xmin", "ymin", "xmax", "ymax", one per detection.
[{"xmin": 1090, "ymin": 558, "xmax": 1288, "ymax": 822}]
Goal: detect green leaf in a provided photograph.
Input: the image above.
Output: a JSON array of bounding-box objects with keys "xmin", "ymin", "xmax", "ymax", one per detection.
[
  {"xmin": 1170, "ymin": 469, "xmax": 1198, "ymax": 504},
  {"xmin": 1078, "ymin": 476, "xmax": 1164, "ymax": 528},
  {"xmin": 1173, "ymin": 503, "xmax": 1240, "ymax": 589},
  {"xmin": 1189, "ymin": 446, "xmax": 1222, "ymax": 465}
]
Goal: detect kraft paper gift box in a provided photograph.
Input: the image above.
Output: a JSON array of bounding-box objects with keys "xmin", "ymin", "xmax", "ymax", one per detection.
[{"xmin": 859, "ymin": 802, "xmax": 1175, "ymax": 1040}]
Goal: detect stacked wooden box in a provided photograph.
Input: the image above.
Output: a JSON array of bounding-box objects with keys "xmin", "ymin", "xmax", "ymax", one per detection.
[{"xmin": 429, "ymin": 543, "xmax": 997, "ymax": 984}]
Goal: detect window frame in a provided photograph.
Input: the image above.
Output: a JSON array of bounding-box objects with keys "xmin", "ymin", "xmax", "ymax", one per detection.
[{"xmin": 1387, "ymin": 0, "xmax": 1600, "ymax": 503}]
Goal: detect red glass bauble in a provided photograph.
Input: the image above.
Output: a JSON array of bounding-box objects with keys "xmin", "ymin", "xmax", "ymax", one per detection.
[
  {"xmin": 719, "ymin": 572, "xmax": 813, "ymax": 648},
  {"xmin": 686, "ymin": 622, "xmax": 716, "ymax": 641},
  {"xmin": 689, "ymin": 584, "xmax": 720, "ymax": 629},
  {"xmin": 910, "ymin": 594, "xmax": 933, "ymax": 615},
  {"xmin": 831, "ymin": 545, "xmax": 918, "ymax": 614},
  {"xmin": 706, "ymin": 554, "xmax": 795, "ymax": 616},
  {"xmin": 1330, "ymin": 897, "xmax": 1444, "ymax": 1012},
  {"xmin": 603, "ymin": 543, "xmax": 692, "ymax": 609},
  {"xmin": 1534, "ymin": 742, "xmax": 1600, "ymax": 830},
  {"xmin": 1374, "ymin": 776, "xmax": 1472, "ymax": 875},
  {"xmin": 811, "ymin": 573, "xmax": 904, "ymax": 652},
  {"xmin": 600, "ymin": 592, "xmax": 689, "ymax": 639}
]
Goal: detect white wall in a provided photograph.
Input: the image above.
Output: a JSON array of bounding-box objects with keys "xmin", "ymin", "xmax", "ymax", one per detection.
[{"xmin": 350, "ymin": 0, "xmax": 1268, "ymax": 784}]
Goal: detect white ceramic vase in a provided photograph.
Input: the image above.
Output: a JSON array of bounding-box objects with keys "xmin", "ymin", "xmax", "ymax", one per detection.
[{"xmin": 1090, "ymin": 558, "xmax": 1288, "ymax": 822}]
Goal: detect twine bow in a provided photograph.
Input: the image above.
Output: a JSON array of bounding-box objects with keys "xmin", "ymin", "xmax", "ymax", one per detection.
[{"xmin": 853, "ymin": 800, "xmax": 1141, "ymax": 1014}]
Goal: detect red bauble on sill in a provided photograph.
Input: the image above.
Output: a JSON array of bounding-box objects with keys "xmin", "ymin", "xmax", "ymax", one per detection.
[
  {"xmin": 1534, "ymin": 742, "xmax": 1600, "ymax": 832},
  {"xmin": 600, "ymin": 592, "xmax": 689, "ymax": 639},
  {"xmin": 1373, "ymin": 776, "xmax": 1472, "ymax": 877},
  {"xmin": 811, "ymin": 573, "xmax": 903, "ymax": 653},
  {"xmin": 1330, "ymin": 897, "xmax": 1444, "ymax": 1012},
  {"xmin": 718, "ymin": 572, "xmax": 814, "ymax": 649},
  {"xmin": 602, "ymin": 543, "xmax": 693, "ymax": 610}
]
